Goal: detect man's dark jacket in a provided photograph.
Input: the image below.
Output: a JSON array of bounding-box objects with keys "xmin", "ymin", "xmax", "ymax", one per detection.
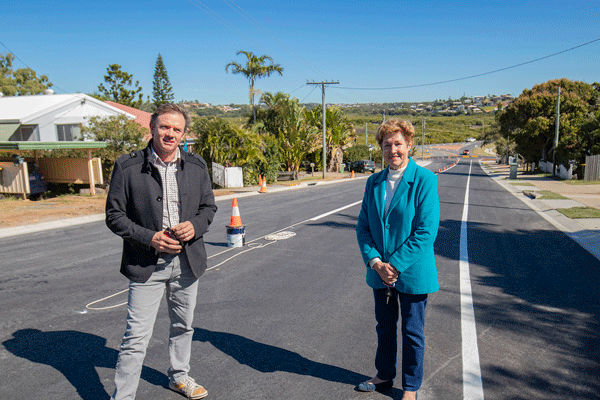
[{"xmin": 105, "ymin": 141, "xmax": 217, "ymax": 283}]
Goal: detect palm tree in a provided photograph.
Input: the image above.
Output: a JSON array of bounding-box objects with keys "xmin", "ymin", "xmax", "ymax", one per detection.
[
  {"xmin": 258, "ymin": 92, "xmax": 319, "ymax": 175},
  {"xmin": 225, "ymin": 50, "xmax": 284, "ymax": 123}
]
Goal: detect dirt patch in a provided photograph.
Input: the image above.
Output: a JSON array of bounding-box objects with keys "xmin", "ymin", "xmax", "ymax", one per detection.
[{"xmin": 0, "ymin": 194, "xmax": 108, "ymax": 228}]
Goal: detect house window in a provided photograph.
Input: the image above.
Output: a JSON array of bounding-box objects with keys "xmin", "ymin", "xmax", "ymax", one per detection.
[
  {"xmin": 57, "ymin": 124, "xmax": 81, "ymax": 141},
  {"xmin": 8, "ymin": 125, "xmax": 39, "ymax": 141}
]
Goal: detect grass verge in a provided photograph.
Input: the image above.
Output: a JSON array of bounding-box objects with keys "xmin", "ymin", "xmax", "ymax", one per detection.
[
  {"xmin": 565, "ymin": 180, "xmax": 600, "ymax": 185},
  {"xmin": 538, "ymin": 190, "xmax": 567, "ymax": 199},
  {"xmin": 557, "ymin": 207, "xmax": 600, "ymax": 219},
  {"xmin": 509, "ymin": 181, "xmax": 534, "ymax": 186}
]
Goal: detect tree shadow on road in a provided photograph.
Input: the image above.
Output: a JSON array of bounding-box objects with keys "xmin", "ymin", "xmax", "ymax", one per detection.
[
  {"xmin": 306, "ymin": 212, "xmax": 358, "ymax": 231},
  {"xmin": 2, "ymin": 328, "xmax": 168, "ymax": 400}
]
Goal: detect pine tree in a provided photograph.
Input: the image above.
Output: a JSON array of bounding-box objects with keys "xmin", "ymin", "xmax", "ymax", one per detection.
[
  {"xmin": 97, "ymin": 64, "xmax": 143, "ymax": 108},
  {"xmin": 152, "ymin": 54, "xmax": 174, "ymax": 107}
]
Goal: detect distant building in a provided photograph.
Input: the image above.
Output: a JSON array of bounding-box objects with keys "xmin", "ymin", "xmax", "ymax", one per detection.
[{"xmin": 473, "ymin": 96, "xmax": 484, "ymax": 104}]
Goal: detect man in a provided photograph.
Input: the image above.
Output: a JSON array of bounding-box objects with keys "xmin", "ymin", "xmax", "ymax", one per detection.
[{"xmin": 106, "ymin": 104, "xmax": 217, "ymax": 399}]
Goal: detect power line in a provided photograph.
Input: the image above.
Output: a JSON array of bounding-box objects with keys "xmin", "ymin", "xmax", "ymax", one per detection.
[
  {"xmin": 337, "ymin": 37, "xmax": 600, "ymax": 91},
  {"xmin": 289, "ymin": 83, "xmax": 308, "ymax": 95},
  {"xmin": 0, "ymin": 41, "xmax": 34, "ymax": 70},
  {"xmin": 300, "ymin": 84, "xmax": 319, "ymax": 103},
  {"xmin": 0, "ymin": 41, "xmax": 67, "ymax": 93},
  {"xmin": 186, "ymin": 0, "xmax": 311, "ymax": 81},
  {"xmin": 220, "ymin": 0, "xmax": 331, "ymax": 80},
  {"xmin": 189, "ymin": 0, "xmax": 362, "ymax": 105}
]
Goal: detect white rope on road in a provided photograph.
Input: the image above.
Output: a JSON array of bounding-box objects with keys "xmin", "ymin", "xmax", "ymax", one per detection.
[{"xmin": 83, "ymin": 289, "xmax": 129, "ymax": 312}]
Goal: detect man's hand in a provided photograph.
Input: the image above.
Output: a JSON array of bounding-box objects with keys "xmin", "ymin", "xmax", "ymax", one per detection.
[
  {"xmin": 372, "ymin": 261, "xmax": 399, "ymax": 286},
  {"xmin": 151, "ymin": 230, "xmax": 183, "ymax": 254},
  {"xmin": 171, "ymin": 221, "xmax": 195, "ymax": 243}
]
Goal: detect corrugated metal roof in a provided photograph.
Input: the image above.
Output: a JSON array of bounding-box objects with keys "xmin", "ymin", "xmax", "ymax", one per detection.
[
  {"xmin": 0, "ymin": 93, "xmax": 134, "ymax": 122},
  {"xmin": 0, "ymin": 94, "xmax": 82, "ymax": 121},
  {"xmin": 0, "ymin": 141, "xmax": 107, "ymax": 150}
]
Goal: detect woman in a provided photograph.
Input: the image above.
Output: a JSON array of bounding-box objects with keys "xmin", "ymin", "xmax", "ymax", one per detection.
[{"xmin": 355, "ymin": 119, "xmax": 440, "ymax": 400}]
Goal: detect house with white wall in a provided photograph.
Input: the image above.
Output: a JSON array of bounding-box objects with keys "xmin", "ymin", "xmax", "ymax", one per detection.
[{"xmin": 0, "ymin": 91, "xmax": 134, "ymax": 142}]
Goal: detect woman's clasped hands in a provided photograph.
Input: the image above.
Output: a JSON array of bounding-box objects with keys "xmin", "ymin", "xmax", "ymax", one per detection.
[{"xmin": 372, "ymin": 261, "xmax": 399, "ymax": 286}]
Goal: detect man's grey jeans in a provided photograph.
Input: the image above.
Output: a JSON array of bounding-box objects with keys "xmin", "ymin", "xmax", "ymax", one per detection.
[{"xmin": 111, "ymin": 254, "xmax": 199, "ymax": 400}]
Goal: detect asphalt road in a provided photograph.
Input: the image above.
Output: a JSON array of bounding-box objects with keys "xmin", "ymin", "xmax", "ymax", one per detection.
[{"xmin": 0, "ymin": 156, "xmax": 598, "ymax": 400}]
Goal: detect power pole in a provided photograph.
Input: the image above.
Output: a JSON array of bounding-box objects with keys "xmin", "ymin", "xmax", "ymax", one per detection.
[
  {"xmin": 366, "ymin": 123, "xmax": 371, "ymax": 161},
  {"xmin": 307, "ymin": 81, "xmax": 339, "ymax": 178},
  {"xmin": 422, "ymin": 118, "xmax": 426, "ymax": 161},
  {"xmin": 553, "ymin": 86, "xmax": 561, "ymax": 177}
]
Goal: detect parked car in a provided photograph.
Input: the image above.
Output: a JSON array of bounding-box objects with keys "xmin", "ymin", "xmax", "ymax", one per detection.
[
  {"xmin": 466, "ymin": 137, "xmax": 476, "ymax": 142},
  {"xmin": 462, "ymin": 149, "xmax": 470, "ymax": 156},
  {"xmin": 350, "ymin": 160, "xmax": 375, "ymax": 173}
]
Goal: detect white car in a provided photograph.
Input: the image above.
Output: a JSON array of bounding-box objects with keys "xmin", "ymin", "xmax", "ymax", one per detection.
[{"xmin": 466, "ymin": 137, "xmax": 476, "ymax": 142}]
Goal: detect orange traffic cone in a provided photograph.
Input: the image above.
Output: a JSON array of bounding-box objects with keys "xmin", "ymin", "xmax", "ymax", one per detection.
[
  {"xmin": 229, "ymin": 198, "xmax": 243, "ymax": 226},
  {"xmin": 351, "ymin": 170, "xmax": 355, "ymax": 179},
  {"xmin": 259, "ymin": 175, "xmax": 268, "ymax": 193}
]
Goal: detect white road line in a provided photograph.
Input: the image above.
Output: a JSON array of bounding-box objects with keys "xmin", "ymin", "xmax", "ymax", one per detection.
[
  {"xmin": 460, "ymin": 160, "xmax": 485, "ymax": 399},
  {"xmin": 309, "ymin": 200, "xmax": 363, "ymax": 221}
]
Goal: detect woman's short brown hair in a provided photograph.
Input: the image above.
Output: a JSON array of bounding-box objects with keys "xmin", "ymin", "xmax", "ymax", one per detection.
[{"xmin": 376, "ymin": 119, "xmax": 415, "ymax": 147}]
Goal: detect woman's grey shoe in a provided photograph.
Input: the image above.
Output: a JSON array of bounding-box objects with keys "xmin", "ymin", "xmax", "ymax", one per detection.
[{"xmin": 357, "ymin": 379, "xmax": 393, "ymax": 392}]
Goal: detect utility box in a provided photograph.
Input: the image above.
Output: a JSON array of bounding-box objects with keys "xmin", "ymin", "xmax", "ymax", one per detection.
[
  {"xmin": 509, "ymin": 163, "xmax": 518, "ymax": 179},
  {"xmin": 212, "ymin": 162, "xmax": 243, "ymax": 188}
]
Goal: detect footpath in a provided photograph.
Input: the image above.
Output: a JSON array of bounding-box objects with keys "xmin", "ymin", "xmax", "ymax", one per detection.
[{"xmin": 480, "ymin": 159, "xmax": 600, "ymax": 261}]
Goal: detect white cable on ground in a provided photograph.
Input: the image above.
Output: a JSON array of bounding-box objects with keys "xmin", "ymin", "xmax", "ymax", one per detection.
[{"xmin": 83, "ymin": 289, "xmax": 129, "ymax": 312}]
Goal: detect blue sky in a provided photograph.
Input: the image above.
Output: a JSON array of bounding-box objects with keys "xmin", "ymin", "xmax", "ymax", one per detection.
[{"xmin": 3, "ymin": 0, "xmax": 599, "ymax": 105}]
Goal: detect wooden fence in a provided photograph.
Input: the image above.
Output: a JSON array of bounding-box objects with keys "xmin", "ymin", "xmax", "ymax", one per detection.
[
  {"xmin": 584, "ymin": 155, "xmax": 600, "ymax": 181},
  {"xmin": 0, "ymin": 162, "xmax": 30, "ymax": 199}
]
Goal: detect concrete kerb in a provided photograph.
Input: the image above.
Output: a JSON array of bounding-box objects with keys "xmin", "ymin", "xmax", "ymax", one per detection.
[
  {"xmin": 0, "ymin": 214, "xmax": 106, "ymax": 239},
  {"xmin": 479, "ymin": 160, "xmax": 600, "ymax": 262}
]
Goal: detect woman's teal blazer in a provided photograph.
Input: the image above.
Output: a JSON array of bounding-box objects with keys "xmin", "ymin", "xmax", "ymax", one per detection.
[{"xmin": 356, "ymin": 158, "xmax": 440, "ymax": 294}]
